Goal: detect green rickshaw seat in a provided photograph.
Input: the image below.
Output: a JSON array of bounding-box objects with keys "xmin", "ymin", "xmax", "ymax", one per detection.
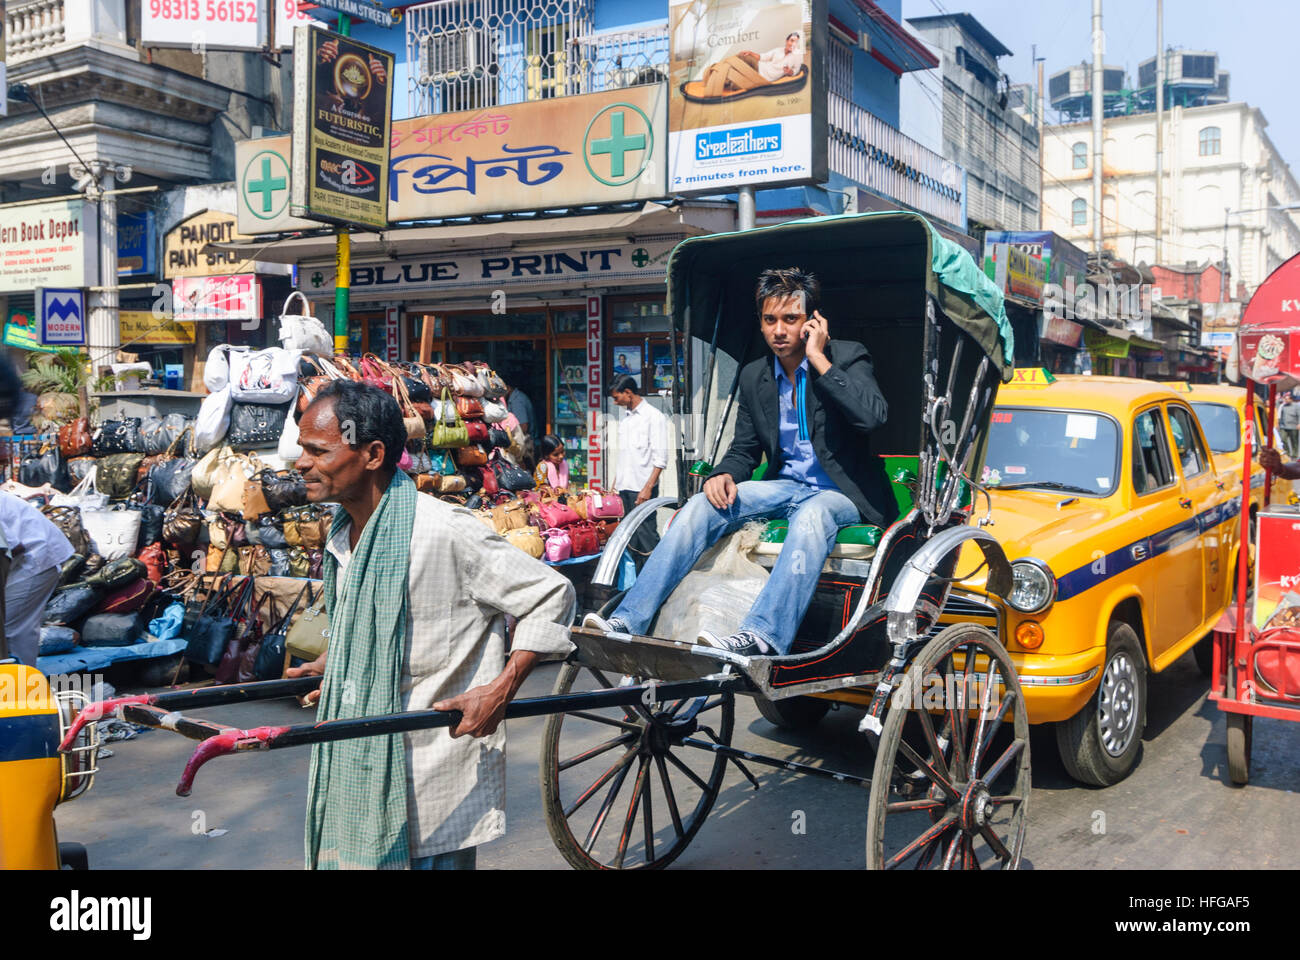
[{"xmin": 753, "ymin": 519, "xmax": 883, "ymax": 560}]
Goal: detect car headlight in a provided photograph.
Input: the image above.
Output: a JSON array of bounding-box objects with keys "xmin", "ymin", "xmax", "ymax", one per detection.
[{"xmin": 1007, "ymin": 559, "xmax": 1056, "ymax": 614}]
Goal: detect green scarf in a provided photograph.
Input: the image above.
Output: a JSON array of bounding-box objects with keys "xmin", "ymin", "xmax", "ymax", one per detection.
[{"xmin": 304, "ymin": 470, "xmax": 416, "ymax": 870}]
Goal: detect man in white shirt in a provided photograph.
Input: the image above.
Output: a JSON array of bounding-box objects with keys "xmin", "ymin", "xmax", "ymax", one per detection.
[
  {"xmin": 0, "ymin": 492, "xmax": 73, "ymax": 666},
  {"xmin": 609, "ymin": 374, "xmax": 669, "ymax": 571},
  {"xmin": 740, "ymin": 33, "xmax": 804, "ymax": 83}
]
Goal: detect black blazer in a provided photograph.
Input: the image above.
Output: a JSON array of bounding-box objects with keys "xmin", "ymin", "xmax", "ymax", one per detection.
[{"xmin": 710, "ymin": 339, "xmax": 899, "ymax": 528}]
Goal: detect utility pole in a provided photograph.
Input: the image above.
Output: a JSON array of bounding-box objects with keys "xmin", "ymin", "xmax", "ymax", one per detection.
[
  {"xmin": 75, "ymin": 160, "xmax": 133, "ymax": 368},
  {"xmin": 737, "ymin": 184, "xmax": 755, "ymax": 231},
  {"xmin": 333, "ymin": 13, "xmax": 352, "ymax": 355},
  {"xmin": 1154, "ymin": 0, "xmax": 1164, "ymax": 263},
  {"xmin": 1091, "ymin": 0, "xmax": 1104, "ymax": 257},
  {"xmin": 1035, "ymin": 44, "xmax": 1045, "ymax": 230}
]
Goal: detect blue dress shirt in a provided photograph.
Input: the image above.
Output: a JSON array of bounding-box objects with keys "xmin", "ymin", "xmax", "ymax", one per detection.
[{"xmin": 774, "ymin": 356, "xmax": 839, "ymax": 491}]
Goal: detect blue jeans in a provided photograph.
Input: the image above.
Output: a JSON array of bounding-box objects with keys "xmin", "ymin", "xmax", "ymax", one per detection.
[
  {"xmin": 611, "ymin": 479, "xmax": 859, "ymax": 654},
  {"xmin": 410, "ymin": 847, "xmax": 477, "ymax": 870}
]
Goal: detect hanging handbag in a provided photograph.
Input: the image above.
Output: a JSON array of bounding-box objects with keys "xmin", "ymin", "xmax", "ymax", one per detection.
[
  {"xmin": 286, "ymin": 582, "xmax": 330, "ymax": 661},
  {"xmin": 281, "ymin": 506, "xmax": 303, "ymax": 546},
  {"xmin": 267, "ymin": 546, "xmax": 291, "ymax": 577},
  {"xmin": 214, "ymin": 580, "xmax": 257, "ymax": 683},
  {"xmin": 147, "ymin": 427, "xmax": 197, "ymax": 504},
  {"xmin": 229, "ymin": 347, "xmax": 301, "ymax": 403},
  {"xmin": 96, "ymin": 453, "xmax": 146, "ymax": 500},
  {"xmin": 288, "ymin": 546, "xmax": 311, "ymax": 578},
  {"xmin": 392, "ymin": 374, "xmax": 427, "ymax": 441},
  {"xmin": 477, "ymin": 464, "xmax": 499, "ymax": 496},
  {"xmin": 297, "ymin": 355, "xmax": 343, "ymax": 413},
  {"xmin": 81, "ymin": 505, "xmax": 142, "ymax": 560},
  {"xmin": 465, "ymin": 420, "xmax": 489, "ymax": 444},
  {"xmin": 358, "ymin": 353, "xmax": 394, "ymax": 391},
  {"xmin": 455, "ymin": 445, "xmax": 488, "ymax": 468},
  {"xmin": 67, "ymin": 456, "xmax": 96, "ymax": 483},
  {"xmin": 162, "ymin": 490, "xmax": 204, "ymax": 552},
  {"xmin": 139, "ymin": 542, "xmax": 167, "ymax": 584},
  {"xmin": 417, "ymin": 363, "xmax": 452, "ymax": 397},
  {"xmin": 490, "ymin": 450, "xmax": 534, "ymax": 492},
  {"xmin": 488, "ymin": 427, "xmax": 511, "ymax": 449},
  {"xmin": 140, "ymin": 413, "xmax": 189, "ymax": 456},
  {"xmin": 294, "ymin": 505, "xmax": 331, "ymax": 549},
  {"xmin": 19, "ymin": 444, "xmax": 70, "ymax": 491},
  {"xmin": 307, "ymin": 548, "xmax": 324, "ymax": 579},
  {"xmin": 194, "ymin": 385, "xmax": 234, "ymax": 453},
  {"xmin": 569, "ymin": 520, "xmax": 601, "ymax": 557},
  {"xmin": 276, "ymin": 291, "xmax": 333, "ymax": 355},
  {"xmin": 40, "ymin": 504, "xmax": 91, "ymax": 555},
  {"xmin": 192, "ymin": 444, "xmax": 241, "ymax": 500},
  {"xmin": 442, "ymin": 363, "xmax": 483, "ymax": 398},
  {"xmin": 428, "ymin": 449, "xmax": 456, "ymax": 475},
  {"xmin": 80, "ymin": 611, "xmax": 145, "ymax": 647},
  {"xmin": 255, "ymin": 584, "xmax": 306, "ymax": 680},
  {"xmin": 429, "ymin": 388, "xmax": 469, "ymax": 448},
  {"xmin": 504, "ymin": 527, "xmax": 545, "ymax": 559},
  {"xmin": 542, "ymin": 527, "xmax": 572, "ymax": 563},
  {"xmin": 331, "ymin": 355, "xmax": 364, "ymax": 382},
  {"xmin": 455, "ymin": 395, "xmax": 485, "ymax": 421},
  {"xmin": 254, "ymin": 514, "xmax": 289, "ymax": 549},
  {"xmin": 238, "ymin": 545, "xmax": 272, "ymax": 577},
  {"xmin": 482, "ymin": 399, "xmax": 508, "ymax": 424},
  {"xmin": 92, "ymin": 418, "xmax": 143, "ymax": 455},
  {"xmin": 235, "ymin": 592, "xmax": 277, "ymax": 684},
  {"xmin": 242, "ymin": 478, "xmax": 273, "ymax": 520},
  {"xmin": 209, "ymin": 454, "xmax": 259, "ymax": 514},
  {"xmin": 58, "ymin": 417, "xmax": 93, "ymax": 457},
  {"xmin": 260, "ymin": 469, "xmax": 308, "ymax": 511},
  {"xmin": 228, "ymin": 401, "xmax": 291, "ymax": 450},
  {"xmin": 206, "ymin": 543, "xmax": 235, "ymax": 574}
]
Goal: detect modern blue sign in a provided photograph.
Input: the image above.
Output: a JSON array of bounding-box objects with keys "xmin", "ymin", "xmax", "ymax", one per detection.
[
  {"xmin": 118, "ymin": 209, "xmax": 156, "ymax": 277},
  {"xmin": 39, "ymin": 288, "xmax": 86, "ymax": 346}
]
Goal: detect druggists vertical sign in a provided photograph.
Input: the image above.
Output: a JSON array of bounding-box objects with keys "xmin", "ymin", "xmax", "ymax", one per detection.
[
  {"xmin": 292, "ymin": 25, "xmax": 394, "ymax": 229},
  {"xmin": 668, "ymin": 0, "xmax": 826, "ymax": 192}
]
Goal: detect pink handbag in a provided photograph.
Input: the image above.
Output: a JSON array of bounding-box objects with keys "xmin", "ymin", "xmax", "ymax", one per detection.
[
  {"xmin": 538, "ymin": 501, "xmax": 581, "ymax": 528},
  {"xmin": 583, "ymin": 491, "xmax": 625, "ymax": 520},
  {"xmin": 543, "ymin": 527, "xmax": 572, "ymax": 562}
]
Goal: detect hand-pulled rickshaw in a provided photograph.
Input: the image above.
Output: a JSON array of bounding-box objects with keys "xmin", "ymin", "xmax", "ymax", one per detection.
[
  {"xmin": 55, "ymin": 211, "xmax": 1031, "ymax": 870},
  {"xmin": 1209, "ymin": 250, "xmax": 1300, "ymax": 785}
]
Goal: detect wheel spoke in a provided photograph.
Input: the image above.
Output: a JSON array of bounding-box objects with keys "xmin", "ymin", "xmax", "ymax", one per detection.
[
  {"xmin": 558, "ymin": 733, "xmax": 634, "ymax": 772},
  {"xmin": 885, "ymin": 798, "xmax": 947, "ymax": 814},
  {"xmin": 972, "ymin": 689, "xmax": 1017, "ymax": 780},
  {"xmin": 885, "ymin": 809, "xmax": 959, "ymax": 870},
  {"xmin": 968, "ymin": 661, "xmax": 1000, "ymax": 778},
  {"xmin": 941, "ymin": 829, "xmax": 963, "ymax": 870},
  {"xmin": 655, "ymin": 754, "xmax": 685, "ymax": 838},
  {"xmin": 979, "ymin": 823, "xmax": 1012, "ymax": 864},
  {"xmin": 567, "ymin": 710, "xmax": 642, "ymax": 732},
  {"xmin": 614, "ymin": 757, "xmax": 649, "ymax": 868},
  {"xmin": 990, "ymin": 794, "xmax": 1024, "ymax": 807},
  {"xmin": 964, "ymin": 836, "xmax": 982, "ymax": 871},
  {"xmin": 916, "ymin": 835, "xmax": 943, "ymax": 870},
  {"xmin": 641, "ymin": 759, "xmax": 654, "ymax": 863},
  {"xmin": 582, "ymin": 750, "xmax": 636, "ymax": 852},
  {"xmin": 982, "ymin": 737, "xmax": 1027, "ymax": 785},
  {"xmin": 896, "ymin": 738, "xmax": 959, "ymax": 800},
  {"xmin": 584, "ymin": 668, "xmax": 640, "ymax": 723},
  {"xmin": 916, "ymin": 699, "xmax": 950, "ymax": 783},
  {"xmin": 564, "ymin": 746, "xmax": 637, "ymax": 818},
  {"xmin": 961, "ymin": 644, "xmax": 977, "ymax": 774},
  {"xmin": 945, "ymin": 652, "xmax": 968, "ymax": 777},
  {"xmin": 663, "ymin": 748, "xmax": 712, "ymax": 793}
]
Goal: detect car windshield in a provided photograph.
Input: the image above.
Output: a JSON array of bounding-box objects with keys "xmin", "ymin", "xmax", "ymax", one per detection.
[
  {"xmin": 982, "ymin": 407, "xmax": 1120, "ymax": 496},
  {"xmin": 1189, "ymin": 402, "xmax": 1240, "ymax": 454}
]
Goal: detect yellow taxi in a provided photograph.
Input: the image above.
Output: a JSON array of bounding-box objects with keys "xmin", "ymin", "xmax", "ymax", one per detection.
[
  {"xmin": 953, "ymin": 370, "xmax": 1244, "ymax": 786},
  {"xmin": 1162, "ymin": 381, "xmax": 1295, "ymax": 515}
]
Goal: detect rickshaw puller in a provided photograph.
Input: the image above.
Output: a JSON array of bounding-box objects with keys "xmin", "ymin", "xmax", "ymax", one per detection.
[
  {"xmin": 1259, "ymin": 445, "xmax": 1300, "ymax": 480},
  {"xmin": 586, "ymin": 267, "xmax": 898, "ymax": 657}
]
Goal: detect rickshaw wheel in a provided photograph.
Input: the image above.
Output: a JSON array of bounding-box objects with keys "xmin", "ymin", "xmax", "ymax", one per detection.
[
  {"xmin": 540, "ymin": 661, "xmax": 734, "ymax": 870},
  {"xmin": 866, "ymin": 623, "xmax": 1030, "ymax": 870},
  {"xmin": 1226, "ymin": 712, "xmax": 1252, "ymax": 786}
]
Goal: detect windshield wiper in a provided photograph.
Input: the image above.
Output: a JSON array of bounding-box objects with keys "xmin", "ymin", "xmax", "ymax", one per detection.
[{"xmin": 993, "ymin": 481, "xmax": 1098, "ymax": 495}]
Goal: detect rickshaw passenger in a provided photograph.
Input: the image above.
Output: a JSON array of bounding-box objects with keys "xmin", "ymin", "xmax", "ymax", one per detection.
[{"xmin": 585, "ymin": 267, "xmax": 898, "ymax": 657}]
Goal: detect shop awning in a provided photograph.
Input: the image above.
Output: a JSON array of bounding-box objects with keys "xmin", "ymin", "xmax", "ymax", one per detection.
[
  {"xmin": 1095, "ymin": 326, "xmax": 1164, "ymax": 351},
  {"xmin": 204, "ymin": 201, "xmax": 734, "ymax": 265}
]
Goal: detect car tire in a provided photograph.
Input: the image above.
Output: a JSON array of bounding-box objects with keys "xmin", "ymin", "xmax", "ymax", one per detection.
[
  {"xmin": 1055, "ymin": 621, "xmax": 1147, "ymax": 787},
  {"xmin": 1193, "ymin": 633, "xmax": 1214, "ymax": 677},
  {"xmin": 754, "ymin": 694, "xmax": 830, "ymax": 731}
]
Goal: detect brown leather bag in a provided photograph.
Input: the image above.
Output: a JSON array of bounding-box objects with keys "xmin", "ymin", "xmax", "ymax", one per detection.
[
  {"xmin": 491, "ymin": 500, "xmax": 530, "ymax": 534},
  {"xmin": 243, "ymin": 479, "xmax": 272, "ymax": 520},
  {"xmin": 416, "ymin": 474, "xmax": 441, "ymax": 494},
  {"xmin": 455, "ymin": 396, "xmax": 484, "ymax": 420},
  {"xmin": 58, "ymin": 417, "xmax": 93, "ymax": 458},
  {"xmin": 454, "ymin": 445, "xmax": 488, "ymax": 468},
  {"xmin": 238, "ymin": 545, "xmax": 272, "ymax": 577}
]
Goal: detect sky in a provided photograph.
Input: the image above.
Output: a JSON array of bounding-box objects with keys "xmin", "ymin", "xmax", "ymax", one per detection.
[{"xmin": 899, "ymin": 0, "xmax": 1300, "ymax": 176}]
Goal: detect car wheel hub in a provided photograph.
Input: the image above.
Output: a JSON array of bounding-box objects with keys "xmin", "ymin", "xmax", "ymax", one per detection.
[{"xmin": 1098, "ymin": 651, "xmax": 1139, "ymax": 757}]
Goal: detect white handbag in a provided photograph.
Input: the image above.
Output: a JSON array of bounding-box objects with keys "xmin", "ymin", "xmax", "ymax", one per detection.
[
  {"xmin": 50, "ymin": 467, "xmax": 109, "ymax": 512},
  {"xmin": 276, "ymin": 292, "xmax": 333, "ymax": 356},
  {"xmin": 81, "ymin": 505, "xmax": 142, "ymax": 560},
  {"xmin": 482, "ymin": 399, "xmax": 508, "ymax": 423},
  {"xmin": 229, "ymin": 347, "xmax": 301, "ymax": 403},
  {"xmin": 203, "ymin": 344, "xmax": 249, "ymax": 393},
  {"xmin": 278, "ymin": 400, "xmax": 303, "ymax": 462},
  {"xmin": 194, "ymin": 385, "xmax": 233, "ymax": 453}
]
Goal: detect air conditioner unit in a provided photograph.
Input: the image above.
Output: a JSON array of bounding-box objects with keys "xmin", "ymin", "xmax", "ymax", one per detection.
[{"xmin": 419, "ymin": 27, "xmax": 479, "ymax": 84}]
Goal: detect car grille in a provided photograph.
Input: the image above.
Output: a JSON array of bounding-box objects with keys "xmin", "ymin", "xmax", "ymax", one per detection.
[{"xmin": 925, "ymin": 591, "xmax": 1000, "ymax": 640}]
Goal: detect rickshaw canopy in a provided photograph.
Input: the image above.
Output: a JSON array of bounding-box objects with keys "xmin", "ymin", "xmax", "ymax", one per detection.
[
  {"xmin": 666, "ymin": 210, "xmax": 1016, "ymax": 382},
  {"xmin": 1238, "ymin": 250, "xmax": 1300, "ymax": 384}
]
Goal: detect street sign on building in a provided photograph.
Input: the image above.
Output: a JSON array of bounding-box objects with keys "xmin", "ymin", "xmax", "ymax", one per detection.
[
  {"xmin": 237, "ymin": 137, "xmax": 318, "ymax": 234},
  {"xmin": 38, "ymin": 287, "xmax": 85, "ymax": 346},
  {"xmin": 305, "ymin": 0, "xmax": 398, "ymax": 28},
  {"xmin": 172, "ymin": 274, "xmax": 263, "ymax": 322},
  {"xmin": 164, "ymin": 210, "xmax": 254, "ymax": 279},
  {"xmin": 141, "ymin": 0, "xmax": 268, "ymax": 50},
  {"xmin": 120, "ymin": 310, "xmax": 195, "ymax": 346},
  {"xmin": 668, "ymin": 0, "xmax": 827, "ymax": 193},
  {"xmin": 291, "ymin": 26, "xmax": 395, "ymax": 229},
  {"xmin": 0, "ymin": 198, "xmax": 98, "ymax": 292},
  {"xmin": 118, "ymin": 209, "xmax": 156, "ymax": 277}
]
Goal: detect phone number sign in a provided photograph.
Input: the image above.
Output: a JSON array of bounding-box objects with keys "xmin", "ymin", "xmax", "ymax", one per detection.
[{"xmin": 143, "ymin": 0, "xmax": 268, "ymax": 50}]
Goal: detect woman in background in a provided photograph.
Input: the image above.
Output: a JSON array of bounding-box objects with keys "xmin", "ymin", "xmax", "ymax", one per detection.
[{"xmin": 533, "ymin": 434, "xmax": 569, "ymax": 491}]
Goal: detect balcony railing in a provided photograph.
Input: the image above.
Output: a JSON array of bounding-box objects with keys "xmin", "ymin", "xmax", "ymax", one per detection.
[
  {"xmin": 7, "ymin": 0, "xmax": 67, "ymax": 62},
  {"xmin": 828, "ymin": 92, "xmax": 964, "ymax": 227}
]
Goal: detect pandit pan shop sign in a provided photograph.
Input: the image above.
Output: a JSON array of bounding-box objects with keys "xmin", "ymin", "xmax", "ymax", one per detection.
[
  {"xmin": 0, "ymin": 197, "xmax": 98, "ymax": 292},
  {"xmin": 164, "ymin": 210, "xmax": 254, "ymax": 278},
  {"xmin": 291, "ymin": 26, "xmax": 394, "ymax": 229},
  {"xmin": 668, "ymin": 0, "xmax": 828, "ymax": 192},
  {"xmin": 304, "ymin": 239, "xmax": 678, "ymax": 296},
  {"xmin": 388, "ymin": 86, "xmax": 668, "ymax": 219}
]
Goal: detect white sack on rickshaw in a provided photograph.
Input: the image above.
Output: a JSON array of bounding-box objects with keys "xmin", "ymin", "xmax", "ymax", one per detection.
[{"xmin": 649, "ymin": 521, "xmax": 771, "ymax": 646}]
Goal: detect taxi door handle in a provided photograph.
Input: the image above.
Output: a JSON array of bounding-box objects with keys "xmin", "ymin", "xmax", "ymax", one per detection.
[{"xmin": 1179, "ymin": 497, "xmax": 1193, "ymax": 509}]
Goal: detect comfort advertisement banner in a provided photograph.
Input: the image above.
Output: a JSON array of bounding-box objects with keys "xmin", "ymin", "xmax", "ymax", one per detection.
[{"xmin": 668, "ymin": 0, "xmax": 826, "ymax": 193}]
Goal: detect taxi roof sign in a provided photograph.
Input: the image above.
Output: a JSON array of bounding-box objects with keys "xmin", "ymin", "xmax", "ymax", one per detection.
[{"xmin": 1006, "ymin": 367, "xmax": 1056, "ymax": 387}]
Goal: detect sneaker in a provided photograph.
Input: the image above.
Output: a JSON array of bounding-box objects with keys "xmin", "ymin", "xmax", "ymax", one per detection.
[
  {"xmin": 696, "ymin": 630, "xmax": 772, "ymax": 657},
  {"xmin": 582, "ymin": 612, "xmax": 631, "ymax": 634}
]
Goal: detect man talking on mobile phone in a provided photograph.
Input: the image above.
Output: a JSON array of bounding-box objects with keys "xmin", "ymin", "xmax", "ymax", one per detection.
[{"xmin": 583, "ymin": 267, "xmax": 896, "ymax": 657}]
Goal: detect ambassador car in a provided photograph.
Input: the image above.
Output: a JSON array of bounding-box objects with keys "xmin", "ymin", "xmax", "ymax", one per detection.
[{"xmin": 953, "ymin": 371, "xmax": 1244, "ymax": 786}]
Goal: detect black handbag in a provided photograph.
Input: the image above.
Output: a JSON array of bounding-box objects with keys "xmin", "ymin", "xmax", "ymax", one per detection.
[
  {"xmin": 92, "ymin": 418, "xmax": 143, "ymax": 455},
  {"xmin": 42, "ymin": 505, "xmax": 91, "ymax": 555},
  {"xmin": 228, "ymin": 401, "xmax": 290, "ymax": 449},
  {"xmin": 140, "ymin": 414, "xmax": 189, "ymax": 456},
  {"xmin": 83, "ymin": 557, "xmax": 145, "ymax": 590},
  {"xmin": 20, "ymin": 445, "xmax": 70, "ymax": 491},
  {"xmin": 56, "ymin": 555, "xmax": 86, "ymax": 586},
  {"xmin": 254, "ymin": 584, "xmax": 306, "ymax": 681},
  {"xmin": 488, "ymin": 427, "xmax": 510, "ymax": 450},
  {"xmin": 134, "ymin": 501, "xmax": 165, "ymax": 545},
  {"xmin": 402, "ymin": 372, "xmax": 432, "ymax": 404},
  {"xmin": 490, "ymin": 451, "xmax": 533, "ymax": 492},
  {"xmin": 267, "ymin": 546, "xmax": 291, "ymax": 577},
  {"xmin": 252, "ymin": 514, "xmax": 289, "ymax": 549},
  {"xmin": 81, "ymin": 611, "xmax": 145, "ymax": 647},
  {"xmin": 260, "ymin": 469, "xmax": 308, "ymax": 511},
  {"xmin": 150, "ymin": 456, "xmax": 195, "ymax": 504},
  {"xmin": 42, "ymin": 583, "xmax": 100, "ymax": 627},
  {"xmin": 185, "ymin": 578, "xmax": 249, "ymax": 666}
]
